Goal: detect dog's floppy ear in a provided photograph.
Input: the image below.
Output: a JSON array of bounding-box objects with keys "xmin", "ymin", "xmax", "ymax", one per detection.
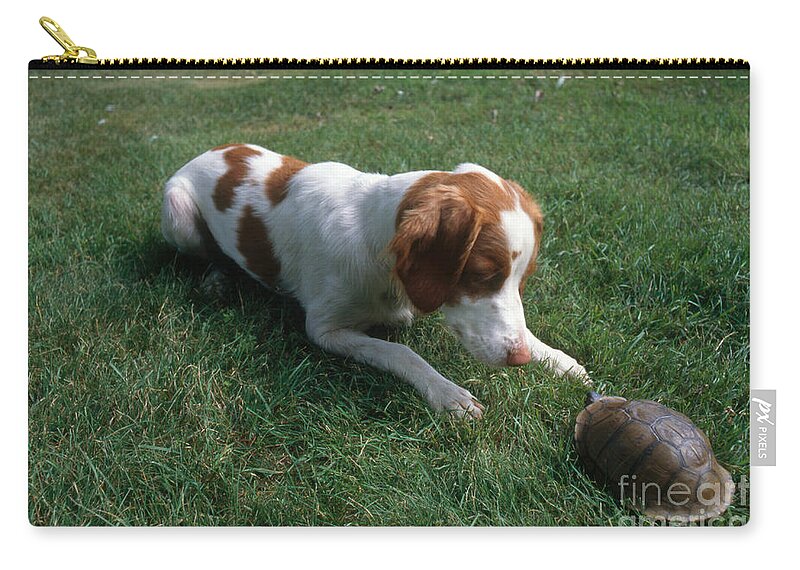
[{"xmin": 390, "ymin": 183, "xmax": 481, "ymax": 313}]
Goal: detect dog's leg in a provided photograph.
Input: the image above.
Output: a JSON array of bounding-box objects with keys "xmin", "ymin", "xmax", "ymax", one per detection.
[
  {"xmin": 309, "ymin": 325, "xmax": 485, "ymax": 418},
  {"xmin": 200, "ymin": 266, "xmax": 233, "ymax": 299},
  {"xmin": 525, "ymin": 329, "xmax": 591, "ymax": 384}
]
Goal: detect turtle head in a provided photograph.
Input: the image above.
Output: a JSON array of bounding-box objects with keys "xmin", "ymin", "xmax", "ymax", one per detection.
[{"xmin": 585, "ymin": 391, "xmax": 603, "ymax": 406}]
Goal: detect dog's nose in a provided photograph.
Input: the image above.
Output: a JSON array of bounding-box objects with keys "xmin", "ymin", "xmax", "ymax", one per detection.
[{"xmin": 506, "ymin": 344, "xmax": 531, "ymax": 366}]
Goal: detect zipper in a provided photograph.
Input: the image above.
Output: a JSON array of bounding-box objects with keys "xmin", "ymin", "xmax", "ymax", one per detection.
[
  {"xmin": 38, "ymin": 16, "xmax": 99, "ymax": 65},
  {"xmin": 31, "ymin": 16, "xmax": 749, "ymax": 70}
]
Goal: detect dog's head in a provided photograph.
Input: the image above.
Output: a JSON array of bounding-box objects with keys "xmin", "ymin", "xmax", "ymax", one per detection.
[{"xmin": 390, "ymin": 164, "xmax": 543, "ymax": 367}]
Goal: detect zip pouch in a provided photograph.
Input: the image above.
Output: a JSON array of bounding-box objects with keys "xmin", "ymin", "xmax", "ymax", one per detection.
[{"xmin": 28, "ymin": 17, "xmax": 750, "ymax": 527}]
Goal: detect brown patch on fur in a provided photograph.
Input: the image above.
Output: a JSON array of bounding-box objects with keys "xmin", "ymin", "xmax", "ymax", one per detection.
[
  {"xmin": 213, "ymin": 145, "xmax": 262, "ymax": 211},
  {"xmin": 266, "ymin": 155, "xmax": 309, "ymax": 205},
  {"xmin": 212, "ymin": 143, "xmax": 245, "ymax": 152},
  {"xmin": 237, "ymin": 204, "xmax": 281, "ymax": 285},
  {"xmin": 504, "ymin": 180, "xmax": 544, "ymax": 295},
  {"xmin": 390, "ymin": 171, "xmax": 517, "ymax": 313}
]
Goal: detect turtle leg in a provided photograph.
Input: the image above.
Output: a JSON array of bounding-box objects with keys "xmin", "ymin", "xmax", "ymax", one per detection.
[{"xmin": 524, "ymin": 329, "xmax": 591, "ymax": 384}]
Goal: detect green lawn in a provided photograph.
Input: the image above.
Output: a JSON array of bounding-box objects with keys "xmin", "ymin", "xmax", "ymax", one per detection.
[{"xmin": 28, "ymin": 69, "xmax": 750, "ymax": 526}]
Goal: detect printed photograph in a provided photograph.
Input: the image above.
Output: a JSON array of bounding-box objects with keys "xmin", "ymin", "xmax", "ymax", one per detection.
[{"xmin": 28, "ymin": 66, "xmax": 750, "ymax": 526}]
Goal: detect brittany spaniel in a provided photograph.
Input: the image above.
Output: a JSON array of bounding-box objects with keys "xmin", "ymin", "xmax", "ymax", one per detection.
[{"xmin": 162, "ymin": 144, "xmax": 589, "ymax": 418}]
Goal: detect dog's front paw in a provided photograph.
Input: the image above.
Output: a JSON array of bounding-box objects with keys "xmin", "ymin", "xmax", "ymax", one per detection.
[
  {"xmin": 550, "ymin": 352, "xmax": 592, "ymax": 386},
  {"xmin": 567, "ymin": 363, "xmax": 592, "ymax": 386},
  {"xmin": 427, "ymin": 380, "xmax": 485, "ymax": 419}
]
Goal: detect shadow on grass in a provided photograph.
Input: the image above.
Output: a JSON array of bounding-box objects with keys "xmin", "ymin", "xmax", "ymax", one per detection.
[
  {"xmin": 134, "ymin": 232, "xmax": 307, "ymax": 327},
  {"xmin": 130, "ymin": 232, "xmax": 414, "ymax": 419}
]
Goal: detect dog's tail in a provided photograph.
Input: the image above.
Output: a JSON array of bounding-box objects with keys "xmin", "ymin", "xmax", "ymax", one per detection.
[{"xmin": 161, "ymin": 176, "xmax": 207, "ymax": 258}]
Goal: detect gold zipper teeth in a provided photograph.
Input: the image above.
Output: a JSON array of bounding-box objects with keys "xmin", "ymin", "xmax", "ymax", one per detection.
[{"xmin": 89, "ymin": 57, "xmax": 748, "ymax": 68}]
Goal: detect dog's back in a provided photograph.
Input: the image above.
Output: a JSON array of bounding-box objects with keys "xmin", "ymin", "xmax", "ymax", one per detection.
[{"xmin": 162, "ymin": 144, "xmax": 419, "ymax": 327}]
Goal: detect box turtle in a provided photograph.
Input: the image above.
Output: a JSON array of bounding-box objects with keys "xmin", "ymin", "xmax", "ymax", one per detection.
[{"xmin": 574, "ymin": 391, "xmax": 734, "ymax": 523}]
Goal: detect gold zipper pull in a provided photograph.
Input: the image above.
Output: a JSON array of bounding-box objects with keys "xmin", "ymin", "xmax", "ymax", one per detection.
[{"xmin": 39, "ymin": 16, "xmax": 98, "ymax": 65}]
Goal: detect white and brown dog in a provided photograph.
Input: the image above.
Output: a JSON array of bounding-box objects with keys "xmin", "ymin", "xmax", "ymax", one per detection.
[{"xmin": 162, "ymin": 144, "xmax": 588, "ymax": 418}]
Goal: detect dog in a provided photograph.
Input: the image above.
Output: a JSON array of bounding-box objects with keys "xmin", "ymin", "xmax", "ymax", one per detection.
[{"xmin": 161, "ymin": 144, "xmax": 589, "ymax": 418}]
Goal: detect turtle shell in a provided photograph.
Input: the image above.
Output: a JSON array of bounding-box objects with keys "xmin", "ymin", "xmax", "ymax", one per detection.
[{"xmin": 574, "ymin": 393, "xmax": 734, "ymax": 523}]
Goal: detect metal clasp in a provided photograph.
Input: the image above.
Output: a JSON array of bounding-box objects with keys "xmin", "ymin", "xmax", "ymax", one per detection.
[{"xmin": 39, "ymin": 16, "xmax": 98, "ymax": 64}]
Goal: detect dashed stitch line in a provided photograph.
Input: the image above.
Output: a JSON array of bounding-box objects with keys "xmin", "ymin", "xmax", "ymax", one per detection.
[{"xmin": 29, "ymin": 74, "xmax": 749, "ymax": 81}]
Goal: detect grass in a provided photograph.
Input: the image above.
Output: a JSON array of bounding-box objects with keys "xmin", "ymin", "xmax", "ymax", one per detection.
[{"xmin": 28, "ymin": 69, "xmax": 749, "ymax": 526}]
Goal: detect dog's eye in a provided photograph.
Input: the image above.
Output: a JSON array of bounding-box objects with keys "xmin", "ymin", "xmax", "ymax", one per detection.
[
  {"xmin": 478, "ymin": 271, "xmax": 502, "ymax": 284},
  {"xmin": 463, "ymin": 269, "xmax": 504, "ymax": 289}
]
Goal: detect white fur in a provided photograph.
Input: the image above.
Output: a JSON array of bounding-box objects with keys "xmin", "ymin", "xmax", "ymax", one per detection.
[{"xmin": 162, "ymin": 146, "xmax": 589, "ymax": 418}]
